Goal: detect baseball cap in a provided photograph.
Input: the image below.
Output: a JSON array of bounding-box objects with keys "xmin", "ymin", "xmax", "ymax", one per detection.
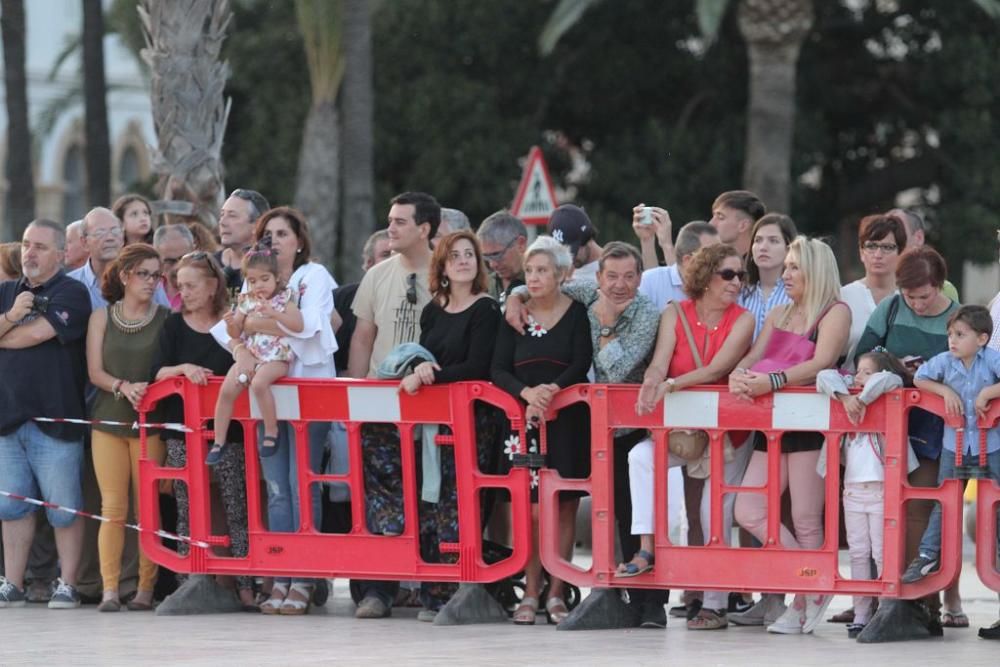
[{"xmin": 547, "ymin": 204, "xmax": 594, "ymax": 256}]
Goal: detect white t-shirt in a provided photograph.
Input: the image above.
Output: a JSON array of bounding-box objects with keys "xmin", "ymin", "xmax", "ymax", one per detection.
[
  {"xmin": 569, "ymin": 259, "xmax": 599, "ymax": 285},
  {"xmin": 638, "ymin": 264, "xmax": 684, "ymax": 312},
  {"xmin": 840, "ymin": 279, "xmax": 880, "ymax": 372}
]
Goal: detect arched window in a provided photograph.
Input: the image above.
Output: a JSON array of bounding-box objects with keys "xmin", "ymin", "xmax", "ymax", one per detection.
[
  {"xmin": 119, "ymin": 145, "xmax": 141, "ymax": 191},
  {"xmin": 62, "ymin": 144, "xmax": 86, "ymax": 222}
]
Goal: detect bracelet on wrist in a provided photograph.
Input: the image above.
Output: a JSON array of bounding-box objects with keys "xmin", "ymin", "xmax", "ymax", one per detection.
[
  {"xmin": 3, "ymin": 310, "xmax": 16, "ymax": 324},
  {"xmin": 231, "ymin": 343, "xmax": 246, "ymax": 359}
]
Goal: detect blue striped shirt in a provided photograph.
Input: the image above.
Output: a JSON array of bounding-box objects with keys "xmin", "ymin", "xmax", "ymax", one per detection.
[{"xmin": 739, "ymin": 279, "xmax": 789, "ymax": 341}]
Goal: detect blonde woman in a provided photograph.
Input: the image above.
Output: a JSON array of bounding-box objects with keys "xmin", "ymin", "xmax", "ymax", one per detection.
[{"xmin": 729, "ymin": 236, "xmax": 851, "ymax": 635}]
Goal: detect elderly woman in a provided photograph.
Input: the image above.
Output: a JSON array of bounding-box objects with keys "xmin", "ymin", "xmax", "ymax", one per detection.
[
  {"xmin": 853, "ymin": 245, "xmax": 959, "ymax": 625},
  {"xmin": 86, "ymin": 244, "xmax": 171, "ymax": 612},
  {"xmin": 740, "ymin": 214, "xmax": 798, "ymax": 341},
  {"xmin": 840, "ymin": 214, "xmax": 908, "ymax": 371},
  {"xmin": 212, "ymin": 206, "xmax": 337, "ymax": 615},
  {"xmin": 150, "ymin": 252, "xmax": 255, "ymax": 610},
  {"xmin": 0, "ymin": 242, "xmax": 22, "ymax": 281},
  {"xmin": 622, "ymin": 244, "xmax": 755, "ymax": 630},
  {"xmin": 730, "ymin": 236, "xmax": 851, "ymax": 635},
  {"xmin": 491, "ymin": 236, "xmax": 592, "ymax": 626},
  {"xmin": 112, "ymin": 194, "xmax": 155, "ymax": 246},
  {"xmin": 399, "ymin": 230, "xmax": 500, "ymax": 621}
]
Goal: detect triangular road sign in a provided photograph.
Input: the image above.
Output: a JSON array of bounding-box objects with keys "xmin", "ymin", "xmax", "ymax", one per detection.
[{"xmin": 511, "ymin": 146, "xmax": 558, "ymax": 226}]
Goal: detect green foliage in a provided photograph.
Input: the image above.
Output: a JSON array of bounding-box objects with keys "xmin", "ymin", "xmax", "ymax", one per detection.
[{"xmin": 222, "ymin": 0, "xmax": 310, "ymax": 208}]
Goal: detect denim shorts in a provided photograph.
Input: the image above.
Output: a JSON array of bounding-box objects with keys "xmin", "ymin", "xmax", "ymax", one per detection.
[{"xmin": 0, "ymin": 421, "xmax": 84, "ymax": 527}]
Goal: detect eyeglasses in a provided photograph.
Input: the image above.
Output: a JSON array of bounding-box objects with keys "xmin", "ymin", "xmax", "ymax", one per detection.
[
  {"xmin": 88, "ymin": 227, "xmax": 124, "ymax": 240},
  {"xmin": 162, "ymin": 256, "xmax": 183, "ymax": 267},
  {"xmin": 406, "ymin": 273, "xmax": 417, "ymax": 305},
  {"xmin": 132, "ymin": 269, "xmax": 163, "ymax": 282},
  {"xmin": 716, "ymin": 269, "xmax": 747, "ymax": 282},
  {"xmin": 482, "ymin": 237, "xmax": 518, "ymax": 263},
  {"xmin": 862, "ymin": 242, "xmax": 898, "ymax": 254}
]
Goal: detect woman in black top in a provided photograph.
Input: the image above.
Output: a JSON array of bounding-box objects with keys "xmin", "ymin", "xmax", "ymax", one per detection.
[
  {"xmin": 149, "ymin": 252, "xmax": 255, "ymax": 610},
  {"xmin": 399, "ymin": 231, "xmax": 501, "ymax": 618},
  {"xmin": 491, "ymin": 236, "xmax": 592, "ymax": 627}
]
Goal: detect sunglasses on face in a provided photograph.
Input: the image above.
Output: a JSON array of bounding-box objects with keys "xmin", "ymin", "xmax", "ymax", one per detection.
[
  {"xmin": 406, "ymin": 273, "xmax": 417, "ymax": 305},
  {"xmin": 716, "ymin": 269, "xmax": 747, "ymax": 282}
]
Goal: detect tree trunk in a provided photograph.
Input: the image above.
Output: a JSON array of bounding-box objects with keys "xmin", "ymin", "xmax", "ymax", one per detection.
[
  {"xmin": 139, "ymin": 0, "xmax": 232, "ymax": 228},
  {"xmin": 293, "ymin": 99, "xmax": 340, "ymax": 266},
  {"xmin": 338, "ymin": 0, "xmax": 375, "ymax": 284},
  {"xmin": 82, "ymin": 0, "xmax": 111, "ymax": 208},
  {"xmin": 1, "ymin": 0, "xmax": 35, "ymax": 238},
  {"xmin": 738, "ymin": 0, "xmax": 814, "ymax": 213}
]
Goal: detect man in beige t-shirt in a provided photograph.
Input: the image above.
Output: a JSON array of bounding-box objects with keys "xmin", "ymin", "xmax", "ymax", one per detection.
[{"xmin": 347, "ymin": 191, "xmax": 439, "ymax": 620}]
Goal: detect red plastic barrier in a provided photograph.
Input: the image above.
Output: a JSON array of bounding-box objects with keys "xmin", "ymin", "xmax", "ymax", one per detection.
[
  {"xmin": 976, "ymin": 476, "xmax": 1000, "ymax": 593},
  {"xmin": 537, "ymin": 384, "xmax": 988, "ymax": 599},
  {"xmin": 136, "ymin": 377, "xmax": 532, "ymax": 583}
]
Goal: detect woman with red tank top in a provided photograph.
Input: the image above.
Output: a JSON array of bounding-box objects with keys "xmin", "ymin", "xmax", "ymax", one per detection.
[
  {"xmin": 730, "ymin": 236, "xmax": 851, "ymax": 635},
  {"xmin": 621, "ymin": 245, "xmax": 755, "ymax": 630}
]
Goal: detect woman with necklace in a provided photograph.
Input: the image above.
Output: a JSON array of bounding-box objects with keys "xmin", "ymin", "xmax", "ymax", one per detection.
[
  {"xmin": 492, "ymin": 236, "xmax": 592, "ymax": 626},
  {"xmin": 624, "ymin": 244, "xmax": 755, "ymax": 630},
  {"xmin": 730, "ymin": 236, "xmax": 851, "ymax": 635},
  {"xmin": 86, "ymin": 243, "xmax": 170, "ymax": 612},
  {"xmin": 398, "ymin": 230, "xmax": 500, "ymax": 621},
  {"xmin": 149, "ymin": 252, "xmax": 256, "ymax": 611},
  {"xmin": 212, "ymin": 207, "xmax": 337, "ymax": 615},
  {"xmin": 840, "ymin": 214, "xmax": 907, "ymax": 372}
]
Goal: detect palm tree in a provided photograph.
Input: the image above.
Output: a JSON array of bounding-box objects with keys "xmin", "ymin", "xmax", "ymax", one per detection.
[
  {"xmin": 1, "ymin": 0, "xmax": 35, "ymax": 239},
  {"xmin": 293, "ymin": 0, "xmax": 345, "ymax": 267},
  {"xmin": 338, "ymin": 0, "xmax": 376, "ymax": 283},
  {"xmin": 138, "ymin": 0, "xmax": 231, "ymax": 227},
  {"xmin": 82, "ymin": 0, "xmax": 111, "ymax": 208}
]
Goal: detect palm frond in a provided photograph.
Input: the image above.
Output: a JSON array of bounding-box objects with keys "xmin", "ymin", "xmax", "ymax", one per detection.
[{"xmin": 538, "ymin": 0, "xmax": 602, "ymax": 55}]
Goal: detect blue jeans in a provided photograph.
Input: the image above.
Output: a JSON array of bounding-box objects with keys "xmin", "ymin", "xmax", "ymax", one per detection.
[
  {"xmin": 0, "ymin": 422, "xmax": 83, "ymax": 528},
  {"xmin": 258, "ymin": 421, "xmax": 329, "ymax": 585},
  {"xmin": 917, "ymin": 449, "xmax": 1000, "ymax": 558}
]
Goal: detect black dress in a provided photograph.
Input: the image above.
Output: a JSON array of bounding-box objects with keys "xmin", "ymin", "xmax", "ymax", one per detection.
[{"xmin": 491, "ymin": 299, "xmax": 592, "ymax": 497}]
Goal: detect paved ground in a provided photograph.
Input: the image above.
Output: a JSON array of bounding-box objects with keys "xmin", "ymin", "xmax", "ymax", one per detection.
[{"xmin": 4, "ymin": 557, "xmax": 998, "ymax": 666}]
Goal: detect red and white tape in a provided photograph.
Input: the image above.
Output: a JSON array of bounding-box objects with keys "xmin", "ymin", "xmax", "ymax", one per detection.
[
  {"xmin": 33, "ymin": 417, "xmax": 193, "ymax": 432},
  {"xmin": 0, "ymin": 489, "xmax": 209, "ymax": 549}
]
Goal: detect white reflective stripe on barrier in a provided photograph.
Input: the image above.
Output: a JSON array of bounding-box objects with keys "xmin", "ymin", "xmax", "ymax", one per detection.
[
  {"xmin": 347, "ymin": 385, "xmax": 402, "ymax": 422},
  {"xmin": 663, "ymin": 390, "xmax": 720, "ymax": 429},
  {"xmin": 772, "ymin": 392, "xmax": 831, "ymax": 431},
  {"xmin": 250, "ymin": 385, "xmax": 302, "ymax": 420}
]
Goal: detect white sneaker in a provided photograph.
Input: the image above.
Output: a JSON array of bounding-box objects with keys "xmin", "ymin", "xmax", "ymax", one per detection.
[
  {"xmin": 730, "ymin": 594, "xmax": 786, "ymax": 626},
  {"xmin": 801, "ymin": 594, "xmax": 833, "ymax": 634},
  {"xmin": 766, "ymin": 595, "xmax": 806, "ymax": 634}
]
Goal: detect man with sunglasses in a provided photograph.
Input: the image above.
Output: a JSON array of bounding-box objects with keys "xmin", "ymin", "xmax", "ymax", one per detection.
[
  {"xmin": 348, "ymin": 192, "xmax": 439, "ymax": 619},
  {"xmin": 216, "ymin": 188, "xmax": 270, "ymax": 295},
  {"xmin": 477, "ymin": 210, "xmax": 527, "ymax": 307},
  {"xmin": 67, "ymin": 208, "xmax": 169, "ymax": 309}
]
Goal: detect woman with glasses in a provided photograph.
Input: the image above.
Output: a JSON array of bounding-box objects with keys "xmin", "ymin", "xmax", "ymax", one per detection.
[
  {"xmin": 85, "ymin": 244, "xmax": 171, "ymax": 612},
  {"xmin": 113, "ymin": 194, "xmax": 155, "ymax": 246},
  {"xmin": 730, "ymin": 236, "xmax": 850, "ymax": 635},
  {"xmin": 626, "ymin": 244, "xmax": 755, "ymax": 630},
  {"xmin": 840, "ymin": 214, "xmax": 907, "ymax": 372},
  {"xmin": 212, "ymin": 207, "xmax": 337, "ymax": 615},
  {"xmin": 150, "ymin": 252, "xmax": 257, "ymax": 610}
]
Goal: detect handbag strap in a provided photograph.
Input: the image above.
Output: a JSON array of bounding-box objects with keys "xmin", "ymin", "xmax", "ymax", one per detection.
[{"xmin": 674, "ymin": 301, "xmax": 704, "ymax": 369}]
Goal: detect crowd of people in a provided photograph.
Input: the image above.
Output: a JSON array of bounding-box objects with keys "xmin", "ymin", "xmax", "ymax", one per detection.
[{"xmin": 0, "ymin": 185, "xmax": 998, "ymax": 642}]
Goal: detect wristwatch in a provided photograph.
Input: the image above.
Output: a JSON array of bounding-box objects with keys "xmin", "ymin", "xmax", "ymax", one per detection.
[{"xmin": 664, "ymin": 378, "xmax": 676, "ymax": 393}]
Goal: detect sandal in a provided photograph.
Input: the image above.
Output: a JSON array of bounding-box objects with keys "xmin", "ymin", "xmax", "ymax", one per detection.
[
  {"xmin": 205, "ymin": 442, "xmax": 228, "ymax": 467},
  {"xmin": 278, "ymin": 582, "xmax": 312, "ymax": 616},
  {"xmin": 513, "ymin": 596, "xmax": 538, "ymax": 625},
  {"xmin": 259, "ymin": 583, "xmax": 288, "ymax": 615},
  {"xmin": 942, "ymin": 610, "xmax": 969, "ymax": 628},
  {"xmin": 545, "ymin": 597, "xmax": 570, "ymax": 625},
  {"xmin": 687, "ymin": 607, "xmax": 728, "ymax": 630},
  {"xmin": 259, "ymin": 435, "xmax": 280, "ymax": 459},
  {"xmin": 616, "ymin": 549, "xmax": 654, "ymax": 578}
]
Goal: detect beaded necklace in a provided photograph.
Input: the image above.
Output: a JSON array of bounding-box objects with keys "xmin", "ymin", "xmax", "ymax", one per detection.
[{"xmin": 110, "ymin": 301, "xmax": 157, "ymax": 334}]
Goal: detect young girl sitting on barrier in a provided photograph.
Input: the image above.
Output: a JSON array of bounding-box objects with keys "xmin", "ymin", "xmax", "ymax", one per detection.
[
  {"xmin": 816, "ymin": 350, "xmax": 918, "ymax": 638},
  {"xmin": 207, "ymin": 243, "xmax": 302, "ymax": 465}
]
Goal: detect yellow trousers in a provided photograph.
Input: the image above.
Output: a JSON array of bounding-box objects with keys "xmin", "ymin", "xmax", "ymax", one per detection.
[{"xmin": 91, "ymin": 430, "xmax": 165, "ymax": 593}]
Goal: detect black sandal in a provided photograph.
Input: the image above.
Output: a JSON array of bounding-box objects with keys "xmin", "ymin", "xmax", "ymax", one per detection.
[{"xmin": 259, "ymin": 435, "xmax": 280, "ymax": 458}]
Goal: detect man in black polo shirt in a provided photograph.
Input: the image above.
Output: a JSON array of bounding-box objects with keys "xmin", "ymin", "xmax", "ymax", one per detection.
[{"xmin": 0, "ymin": 219, "xmax": 91, "ymax": 609}]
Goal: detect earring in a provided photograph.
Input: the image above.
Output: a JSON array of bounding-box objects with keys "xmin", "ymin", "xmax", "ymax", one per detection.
[
  {"xmin": 441, "ymin": 277, "xmax": 450, "ymax": 288},
  {"xmin": 296, "ymin": 248, "xmax": 302, "ymax": 254}
]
